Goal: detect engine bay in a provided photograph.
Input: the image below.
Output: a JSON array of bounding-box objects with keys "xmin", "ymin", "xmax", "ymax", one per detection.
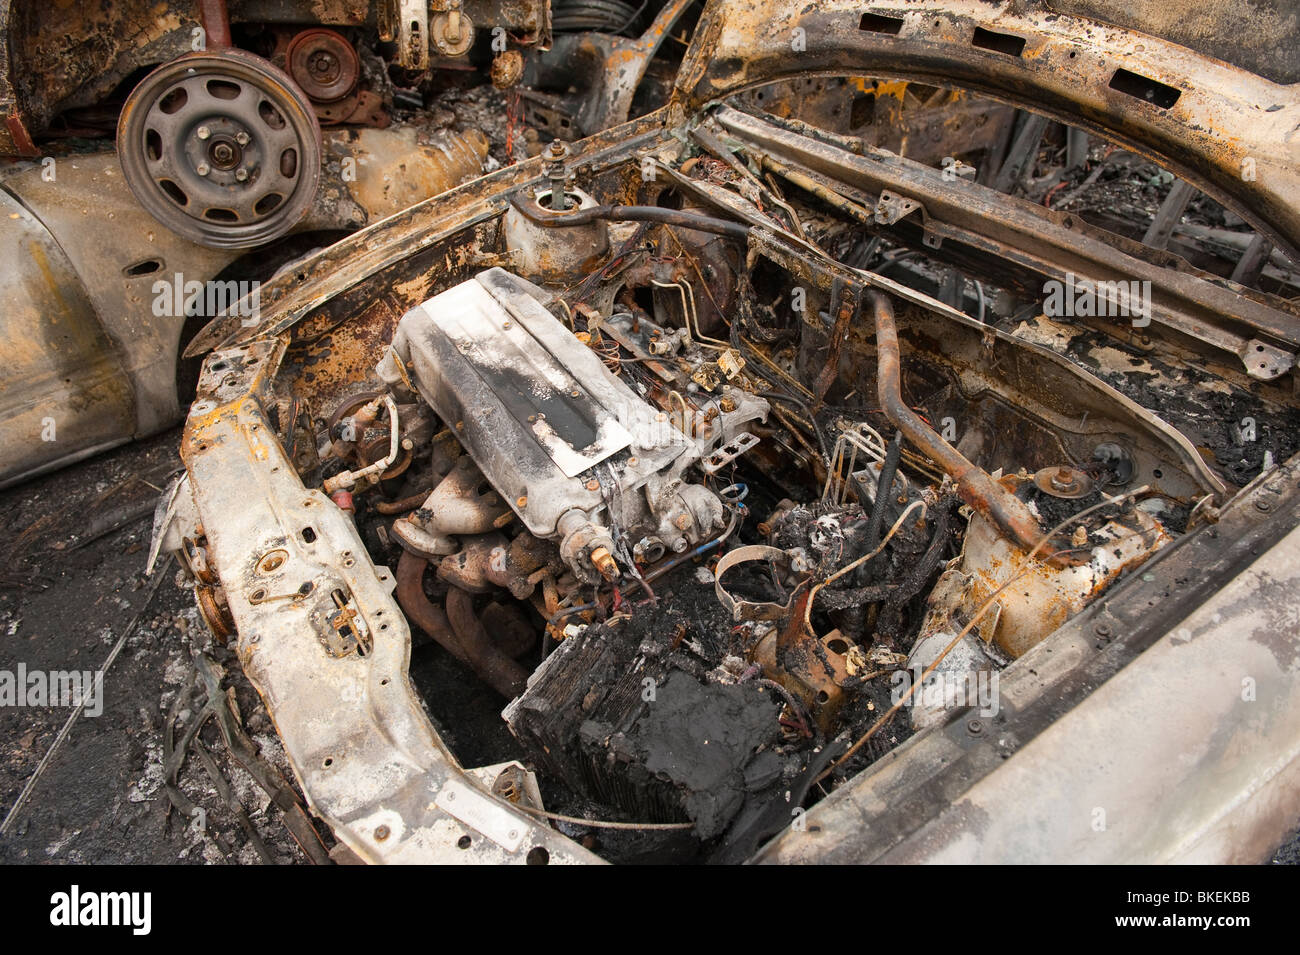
[{"xmin": 165, "ymin": 86, "xmax": 1300, "ymax": 862}]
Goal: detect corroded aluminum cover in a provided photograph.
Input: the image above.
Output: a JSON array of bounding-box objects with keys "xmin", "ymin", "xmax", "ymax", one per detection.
[{"xmin": 393, "ymin": 268, "xmax": 690, "ymax": 536}]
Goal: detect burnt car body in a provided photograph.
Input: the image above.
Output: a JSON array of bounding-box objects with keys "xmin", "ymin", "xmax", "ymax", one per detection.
[{"xmin": 152, "ymin": 0, "xmax": 1300, "ymax": 863}]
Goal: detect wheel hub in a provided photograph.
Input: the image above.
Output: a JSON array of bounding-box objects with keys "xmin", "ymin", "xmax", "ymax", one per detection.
[{"xmin": 285, "ymin": 28, "xmax": 360, "ymax": 104}]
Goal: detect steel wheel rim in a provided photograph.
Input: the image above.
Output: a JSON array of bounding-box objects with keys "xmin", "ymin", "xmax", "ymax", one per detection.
[{"xmin": 117, "ymin": 51, "xmax": 321, "ymax": 249}]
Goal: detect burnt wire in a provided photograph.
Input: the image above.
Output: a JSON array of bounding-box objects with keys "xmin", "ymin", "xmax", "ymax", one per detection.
[
  {"xmin": 819, "ymin": 484, "xmax": 1155, "ymax": 783},
  {"xmin": 758, "ymin": 391, "xmax": 832, "ymax": 467},
  {"xmin": 863, "ymin": 430, "xmax": 903, "ymax": 556}
]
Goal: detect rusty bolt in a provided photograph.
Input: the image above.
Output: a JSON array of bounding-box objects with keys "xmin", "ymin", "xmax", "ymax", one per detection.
[
  {"xmin": 674, "ymin": 513, "xmax": 692, "ymax": 530},
  {"xmin": 627, "ymin": 457, "xmax": 638, "ymax": 466},
  {"xmin": 235, "ymin": 168, "xmax": 249, "ymax": 182},
  {"xmin": 455, "ymin": 421, "xmax": 465, "ymax": 431},
  {"xmin": 490, "ymin": 49, "xmax": 524, "ymax": 90},
  {"xmin": 374, "ymin": 825, "xmax": 390, "ymax": 841},
  {"xmin": 516, "ymin": 496, "xmax": 527, "ymax": 509},
  {"xmin": 585, "ymin": 479, "xmax": 600, "ymax": 491},
  {"xmin": 197, "ymin": 125, "xmax": 211, "ymax": 140},
  {"xmin": 1050, "ymin": 466, "xmax": 1077, "ymax": 491}
]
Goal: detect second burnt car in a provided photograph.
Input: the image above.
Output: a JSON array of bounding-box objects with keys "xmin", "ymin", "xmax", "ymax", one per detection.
[{"xmin": 154, "ymin": 0, "xmax": 1300, "ymax": 863}]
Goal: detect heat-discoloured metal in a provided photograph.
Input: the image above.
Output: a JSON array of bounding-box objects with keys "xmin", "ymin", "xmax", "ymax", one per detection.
[
  {"xmin": 675, "ymin": 0, "xmax": 1300, "ymax": 265},
  {"xmin": 756, "ymin": 454, "xmax": 1300, "ymax": 864},
  {"xmin": 877, "ymin": 288, "xmax": 1074, "ymax": 559},
  {"xmin": 395, "ymin": 552, "xmax": 529, "ymax": 697},
  {"xmin": 180, "ymin": 339, "xmax": 598, "ymax": 863},
  {"xmin": 160, "ymin": 0, "xmax": 1300, "ymax": 865},
  {"xmin": 715, "ymin": 105, "xmax": 1300, "ymax": 381}
]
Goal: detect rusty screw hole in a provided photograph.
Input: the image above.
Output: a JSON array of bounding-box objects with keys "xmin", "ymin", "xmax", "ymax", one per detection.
[{"xmin": 257, "ymin": 550, "xmax": 288, "ymax": 574}]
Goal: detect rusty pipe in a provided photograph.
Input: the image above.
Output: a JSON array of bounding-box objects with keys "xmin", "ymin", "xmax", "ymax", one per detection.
[
  {"xmin": 445, "ymin": 587, "xmax": 529, "ymax": 698},
  {"xmin": 395, "ymin": 552, "xmax": 528, "ymax": 698},
  {"xmin": 509, "ymin": 196, "xmax": 752, "ymax": 239},
  {"xmin": 396, "ymin": 550, "xmax": 464, "ymax": 657},
  {"xmin": 481, "ymin": 602, "xmax": 537, "ymax": 659},
  {"xmin": 196, "ymin": 0, "xmax": 233, "ymax": 50},
  {"xmin": 870, "ymin": 291, "xmax": 1047, "ymax": 557},
  {"xmin": 374, "ymin": 489, "xmax": 433, "ymax": 514}
]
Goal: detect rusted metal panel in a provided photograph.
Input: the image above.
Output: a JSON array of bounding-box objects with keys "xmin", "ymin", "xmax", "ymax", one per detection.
[
  {"xmin": 6, "ymin": 0, "xmax": 195, "ymax": 145},
  {"xmin": 1048, "ymin": 0, "xmax": 1300, "ymax": 86},
  {"xmin": 674, "ymin": 0, "xmax": 1300, "ymax": 265},
  {"xmin": 1, "ymin": 154, "xmax": 240, "ymax": 441},
  {"xmin": 0, "ymin": 185, "xmax": 136, "ymax": 488}
]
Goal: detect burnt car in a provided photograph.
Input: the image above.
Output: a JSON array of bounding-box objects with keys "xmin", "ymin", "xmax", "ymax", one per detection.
[{"xmin": 153, "ymin": 0, "xmax": 1300, "ymax": 863}]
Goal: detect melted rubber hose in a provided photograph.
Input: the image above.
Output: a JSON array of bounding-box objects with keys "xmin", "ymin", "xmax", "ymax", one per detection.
[{"xmin": 864, "ymin": 430, "xmax": 903, "ymax": 554}]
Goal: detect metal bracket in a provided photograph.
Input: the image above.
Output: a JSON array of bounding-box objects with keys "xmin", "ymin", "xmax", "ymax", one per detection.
[
  {"xmin": 874, "ymin": 190, "xmax": 921, "ymax": 226},
  {"xmin": 702, "ymin": 432, "xmax": 761, "ymax": 474},
  {"xmin": 1239, "ymin": 338, "xmax": 1296, "ymax": 381},
  {"xmin": 396, "ymin": 0, "xmax": 430, "ymax": 70}
]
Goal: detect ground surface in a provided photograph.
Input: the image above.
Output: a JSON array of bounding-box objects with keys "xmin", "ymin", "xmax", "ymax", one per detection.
[
  {"xmin": 0, "ymin": 431, "xmax": 1296, "ymax": 865},
  {"xmin": 0, "ymin": 429, "xmax": 316, "ymax": 864}
]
